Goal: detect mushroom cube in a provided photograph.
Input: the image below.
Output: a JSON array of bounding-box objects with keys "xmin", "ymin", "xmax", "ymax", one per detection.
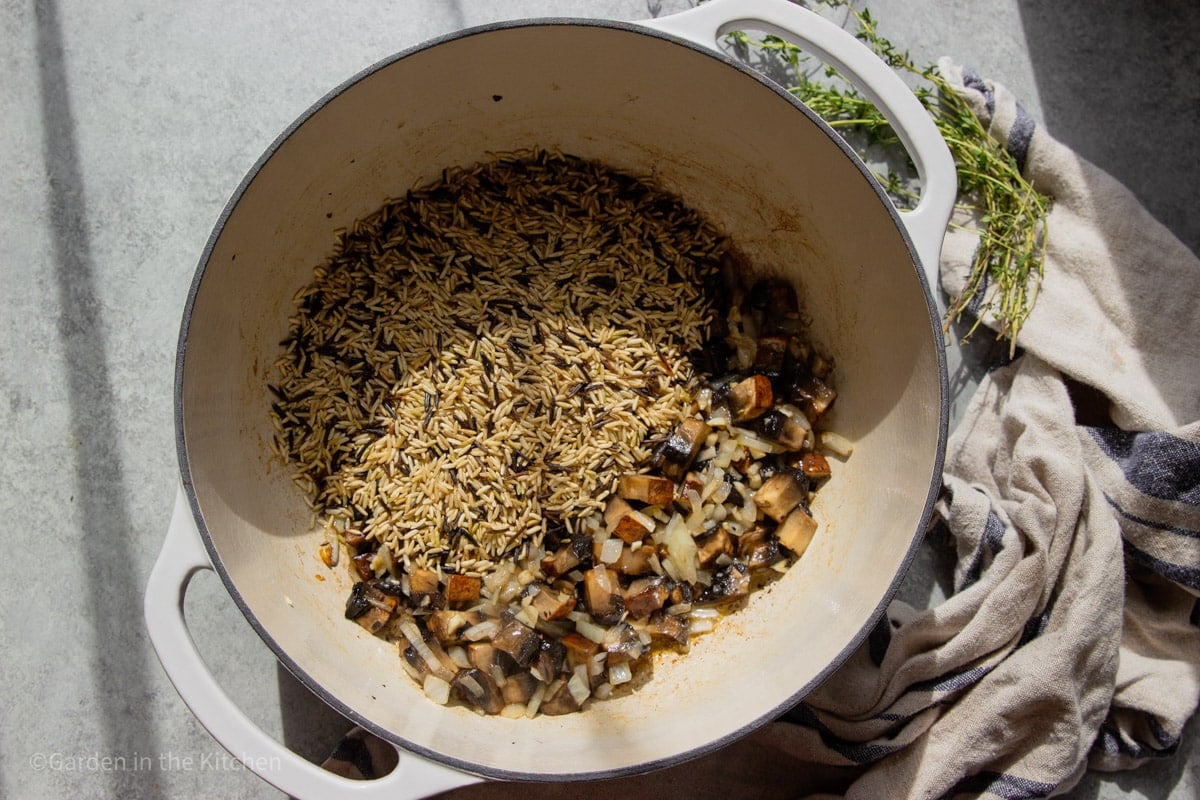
[
  {"xmin": 623, "ymin": 575, "xmax": 671, "ymax": 619},
  {"xmin": 501, "ymin": 671, "xmax": 540, "ymax": 705},
  {"xmin": 528, "ymin": 583, "xmax": 576, "ymax": 622},
  {"xmin": 343, "ymin": 582, "xmax": 398, "ymax": 634},
  {"xmin": 540, "ymin": 532, "xmax": 591, "ymax": 578},
  {"xmin": 652, "ymin": 418, "xmax": 711, "ymax": 479},
  {"xmin": 539, "ymin": 679, "xmax": 582, "ymax": 716},
  {"xmin": 754, "ymin": 471, "xmax": 808, "ymax": 522},
  {"xmin": 407, "ymin": 568, "xmax": 445, "ymax": 609},
  {"xmin": 445, "ymin": 574, "xmax": 482, "ymax": 608},
  {"xmin": 451, "ymin": 668, "xmax": 504, "ymax": 715},
  {"xmin": 776, "ymin": 506, "xmax": 818, "ymax": 556},
  {"xmin": 800, "ymin": 451, "xmax": 832, "ymax": 479},
  {"xmin": 491, "ymin": 620, "xmax": 543, "ymax": 667},
  {"xmin": 728, "ymin": 374, "xmax": 774, "ymax": 422},
  {"xmin": 426, "ymin": 609, "xmax": 484, "ymax": 645},
  {"xmin": 583, "ymin": 566, "xmax": 625, "ymax": 624},
  {"xmin": 603, "ymin": 496, "xmax": 656, "ymax": 544},
  {"xmin": 695, "ymin": 526, "xmax": 735, "ymax": 568},
  {"xmin": 644, "ymin": 611, "xmax": 690, "ymax": 646},
  {"xmin": 617, "ymin": 473, "xmax": 676, "ymax": 506},
  {"xmin": 702, "ymin": 561, "xmax": 751, "ymax": 603},
  {"xmin": 737, "ymin": 526, "xmax": 782, "ymax": 570}
]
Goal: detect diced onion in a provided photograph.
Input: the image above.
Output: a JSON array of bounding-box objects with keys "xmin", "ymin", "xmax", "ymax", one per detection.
[
  {"xmin": 666, "ymin": 518, "xmax": 698, "ymax": 583},
  {"xmin": 608, "ymin": 661, "xmax": 633, "ymax": 686},
  {"xmin": 568, "ymin": 666, "xmax": 591, "ymax": 705},
  {"xmin": 463, "ymin": 619, "xmax": 500, "ymax": 641},
  {"xmin": 447, "ymin": 646, "xmax": 471, "ymax": 669},
  {"xmin": 500, "ymin": 703, "xmax": 527, "ymax": 719},
  {"xmin": 574, "ymin": 616, "xmax": 608, "ymax": 644},
  {"xmin": 599, "ymin": 537, "xmax": 624, "ymax": 564},
  {"xmin": 525, "ymin": 681, "xmax": 548, "ymax": 718},
  {"xmin": 422, "ymin": 675, "xmax": 451, "ymax": 705},
  {"xmin": 820, "ymin": 430, "xmax": 854, "ymax": 458},
  {"xmin": 515, "ymin": 605, "xmax": 539, "ymax": 629}
]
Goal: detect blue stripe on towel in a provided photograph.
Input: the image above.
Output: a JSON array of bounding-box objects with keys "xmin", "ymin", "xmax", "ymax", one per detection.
[
  {"xmin": 786, "ymin": 704, "xmax": 902, "ymax": 764},
  {"xmin": 1096, "ymin": 718, "xmax": 1180, "ymax": 760},
  {"xmin": 940, "ymin": 770, "xmax": 1057, "ymax": 799},
  {"xmin": 961, "ymin": 66, "xmax": 996, "ymax": 117},
  {"xmin": 958, "ymin": 508, "xmax": 1008, "ymax": 591},
  {"xmin": 1086, "ymin": 427, "xmax": 1200, "ymax": 507},
  {"xmin": 1124, "ymin": 540, "xmax": 1200, "ymax": 591},
  {"xmin": 1102, "ymin": 492, "xmax": 1200, "ymax": 539},
  {"xmin": 1006, "ymin": 103, "xmax": 1035, "ymax": 173}
]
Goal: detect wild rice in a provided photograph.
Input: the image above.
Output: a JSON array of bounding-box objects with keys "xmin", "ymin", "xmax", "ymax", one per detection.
[{"xmin": 270, "ymin": 149, "xmax": 727, "ymax": 577}]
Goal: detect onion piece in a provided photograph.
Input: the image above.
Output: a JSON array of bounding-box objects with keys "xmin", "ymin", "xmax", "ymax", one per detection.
[
  {"xmin": 598, "ymin": 537, "xmax": 623, "ymax": 564},
  {"xmin": 422, "ymin": 674, "xmax": 451, "ymax": 705},
  {"xmin": 608, "ymin": 661, "xmax": 633, "ymax": 686},
  {"xmin": 820, "ymin": 430, "xmax": 854, "ymax": 458},
  {"xmin": 568, "ymin": 666, "xmax": 591, "ymax": 705}
]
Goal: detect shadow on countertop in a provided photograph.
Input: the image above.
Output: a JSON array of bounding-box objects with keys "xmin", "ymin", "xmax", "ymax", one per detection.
[{"xmin": 1016, "ymin": 0, "xmax": 1200, "ymax": 258}]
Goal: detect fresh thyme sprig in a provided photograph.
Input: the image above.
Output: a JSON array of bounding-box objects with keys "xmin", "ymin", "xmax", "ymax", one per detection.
[{"xmin": 727, "ymin": 1, "xmax": 1050, "ymax": 354}]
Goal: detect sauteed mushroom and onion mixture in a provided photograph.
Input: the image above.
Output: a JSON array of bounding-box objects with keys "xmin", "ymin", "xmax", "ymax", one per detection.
[{"xmin": 269, "ymin": 150, "xmax": 850, "ymax": 718}]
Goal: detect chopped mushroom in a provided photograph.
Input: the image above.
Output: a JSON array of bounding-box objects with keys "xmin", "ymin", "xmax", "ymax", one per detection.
[
  {"xmin": 702, "ymin": 561, "xmax": 751, "ymax": 603},
  {"xmin": 540, "ymin": 532, "xmax": 591, "ymax": 578},
  {"xmin": 445, "ymin": 574, "xmax": 483, "ymax": 607},
  {"xmin": 603, "ymin": 542, "xmax": 656, "ymax": 577},
  {"xmin": 752, "ymin": 334, "xmax": 790, "ymax": 376},
  {"xmin": 623, "ymin": 575, "xmax": 671, "ymax": 619},
  {"xmin": 350, "ymin": 552, "xmax": 375, "ymax": 581},
  {"xmin": 491, "ymin": 620, "xmax": 543, "ymax": 667},
  {"xmin": 501, "ymin": 671, "xmax": 540, "ymax": 705},
  {"xmin": 531, "ymin": 637, "xmax": 567, "ymax": 683},
  {"xmin": 790, "ymin": 369, "xmax": 837, "ymax": 420},
  {"xmin": 427, "ymin": 609, "xmax": 485, "ymax": 645},
  {"xmin": 728, "ymin": 374, "xmax": 774, "ymax": 422},
  {"xmin": 652, "ymin": 418, "xmax": 711, "ymax": 479},
  {"xmin": 695, "ymin": 526, "xmax": 735, "ymax": 568},
  {"xmin": 799, "ymin": 452, "xmax": 832, "ymax": 480},
  {"xmin": 617, "ymin": 473, "xmax": 676, "ymax": 506},
  {"xmin": 527, "ymin": 583, "xmax": 576, "ymax": 621},
  {"xmin": 467, "ymin": 643, "xmax": 516, "ymax": 676},
  {"xmin": 408, "ymin": 568, "xmax": 445, "ymax": 609},
  {"xmin": 776, "ymin": 506, "xmax": 818, "ymax": 556},
  {"xmin": 643, "ymin": 611, "xmax": 690, "ymax": 646},
  {"xmin": 737, "ymin": 527, "xmax": 782, "ymax": 570},
  {"xmin": 560, "ymin": 631, "xmax": 602, "ymax": 664},
  {"xmin": 757, "ymin": 409, "xmax": 810, "ymax": 451},
  {"xmin": 344, "ymin": 582, "xmax": 398, "ymax": 634},
  {"xmin": 451, "ymin": 668, "xmax": 505, "ymax": 715},
  {"xmin": 754, "ymin": 471, "xmax": 808, "ymax": 522},
  {"xmin": 583, "ymin": 566, "xmax": 625, "ymax": 624},
  {"xmin": 603, "ymin": 496, "xmax": 655, "ymax": 544},
  {"xmin": 539, "ymin": 678, "xmax": 582, "ymax": 716}
]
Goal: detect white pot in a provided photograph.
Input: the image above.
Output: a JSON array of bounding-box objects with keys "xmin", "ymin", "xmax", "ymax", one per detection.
[{"xmin": 145, "ymin": 1, "xmax": 954, "ymax": 797}]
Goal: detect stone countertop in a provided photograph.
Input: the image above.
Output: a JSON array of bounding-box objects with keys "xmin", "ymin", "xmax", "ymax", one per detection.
[{"xmin": 1, "ymin": 1, "xmax": 1196, "ymax": 797}]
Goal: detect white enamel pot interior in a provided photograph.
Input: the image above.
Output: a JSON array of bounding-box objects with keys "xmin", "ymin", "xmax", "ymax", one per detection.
[{"xmin": 153, "ymin": 1, "xmax": 951, "ymax": 795}]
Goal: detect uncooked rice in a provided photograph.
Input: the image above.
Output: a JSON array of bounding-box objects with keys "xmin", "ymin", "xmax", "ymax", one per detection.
[{"xmin": 269, "ymin": 149, "xmax": 727, "ymax": 576}]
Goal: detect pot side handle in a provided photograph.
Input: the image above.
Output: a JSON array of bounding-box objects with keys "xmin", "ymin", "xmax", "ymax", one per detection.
[
  {"xmin": 642, "ymin": 0, "xmax": 956, "ymax": 298},
  {"xmin": 143, "ymin": 486, "xmax": 482, "ymax": 800}
]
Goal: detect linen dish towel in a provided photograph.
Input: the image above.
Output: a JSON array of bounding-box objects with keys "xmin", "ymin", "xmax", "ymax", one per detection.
[{"xmin": 319, "ymin": 63, "xmax": 1200, "ymax": 800}]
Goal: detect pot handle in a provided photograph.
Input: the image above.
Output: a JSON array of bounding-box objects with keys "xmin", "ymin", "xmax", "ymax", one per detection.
[
  {"xmin": 143, "ymin": 487, "xmax": 483, "ymax": 800},
  {"xmin": 641, "ymin": 0, "xmax": 956, "ymax": 296}
]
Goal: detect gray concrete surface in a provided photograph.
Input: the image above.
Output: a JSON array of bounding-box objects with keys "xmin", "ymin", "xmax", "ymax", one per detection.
[{"xmin": 1, "ymin": 1, "xmax": 1196, "ymax": 798}]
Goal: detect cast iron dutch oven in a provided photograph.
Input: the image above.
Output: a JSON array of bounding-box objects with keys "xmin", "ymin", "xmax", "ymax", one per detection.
[{"xmin": 145, "ymin": 1, "xmax": 955, "ymax": 796}]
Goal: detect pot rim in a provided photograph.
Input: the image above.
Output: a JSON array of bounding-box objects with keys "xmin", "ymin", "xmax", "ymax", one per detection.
[{"xmin": 174, "ymin": 15, "xmax": 949, "ymax": 783}]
